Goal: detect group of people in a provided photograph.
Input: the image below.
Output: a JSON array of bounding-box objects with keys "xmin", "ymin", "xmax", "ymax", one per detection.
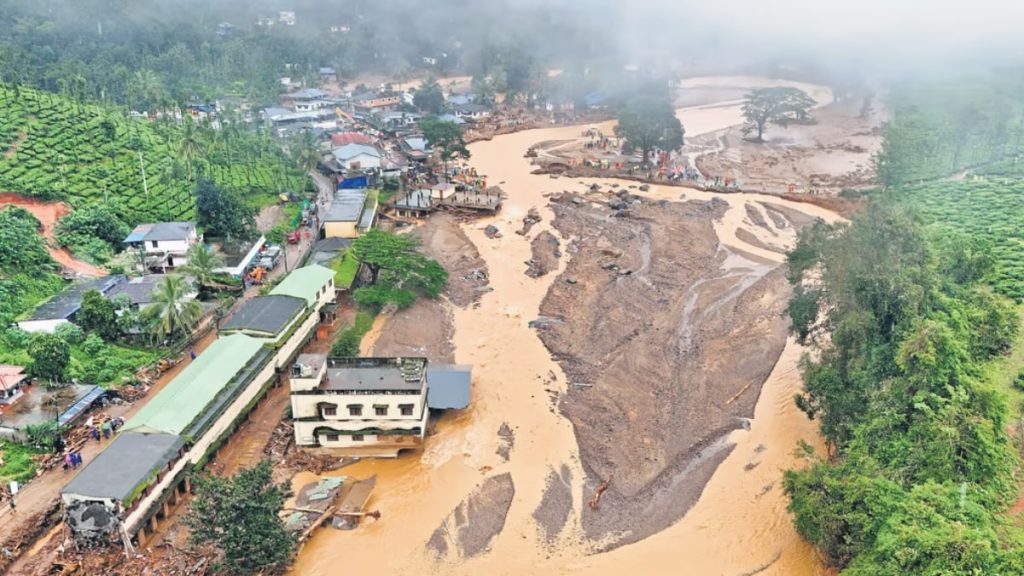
[
  {"xmin": 86, "ymin": 416, "xmax": 124, "ymax": 443},
  {"xmin": 62, "ymin": 450, "xmax": 84, "ymax": 472}
]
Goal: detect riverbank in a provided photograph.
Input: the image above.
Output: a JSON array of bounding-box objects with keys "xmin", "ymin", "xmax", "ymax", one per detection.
[{"xmin": 289, "ymin": 76, "xmax": 842, "ymax": 576}]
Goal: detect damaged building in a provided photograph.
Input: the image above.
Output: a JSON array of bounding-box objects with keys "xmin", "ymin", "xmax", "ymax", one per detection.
[{"xmin": 289, "ymin": 356, "xmax": 471, "ymax": 457}]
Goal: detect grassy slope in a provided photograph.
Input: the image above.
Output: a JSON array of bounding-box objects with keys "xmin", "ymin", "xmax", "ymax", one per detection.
[{"xmin": 0, "ymin": 84, "xmax": 304, "ymax": 226}]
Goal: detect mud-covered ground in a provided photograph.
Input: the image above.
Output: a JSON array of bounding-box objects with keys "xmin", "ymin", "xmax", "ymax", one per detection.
[
  {"xmin": 536, "ymin": 191, "xmax": 795, "ymax": 548},
  {"xmin": 427, "ymin": 473, "xmax": 515, "ymax": 559},
  {"xmin": 371, "ymin": 214, "xmax": 489, "ymax": 362},
  {"xmin": 694, "ymin": 98, "xmax": 884, "ymax": 194}
]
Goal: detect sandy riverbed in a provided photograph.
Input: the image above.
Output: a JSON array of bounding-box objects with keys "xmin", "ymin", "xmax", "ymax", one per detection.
[{"xmin": 290, "ymin": 77, "xmax": 843, "ymax": 576}]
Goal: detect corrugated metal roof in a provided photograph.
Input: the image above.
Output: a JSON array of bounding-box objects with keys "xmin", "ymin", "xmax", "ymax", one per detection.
[
  {"xmin": 325, "ymin": 189, "xmax": 367, "ymax": 222},
  {"xmin": 332, "ymin": 143, "xmax": 381, "ymax": 161},
  {"xmin": 28, "ymin": 276, "xmax": 126, "ymax": 321},
  {"xmin": 123, "ymin": 334, "xmax": 265, "ymax": 436},
  {"xmin": 61, "ymin": 430, "xmax": 184, "ymax": 503},
  {"xmin": 270, "ymin": 265, "xmax": 335, "ymax": 305},
  {"xmin": 58, "ymin": 385, "xmax": 105, "ymax": 426},
  {"xmin": 124, "ymin": 222, "xmax": 194, "ymax": 243},
  {"xmin": 220, "ymin": 295, "xmax": 306, "ymax": 337},
  {"xmin": 427, "ymin": 365, "xmax": 472, "ymax": 409}
]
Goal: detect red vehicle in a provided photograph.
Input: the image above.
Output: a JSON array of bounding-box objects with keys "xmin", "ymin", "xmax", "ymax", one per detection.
[{"xmin": 287, "ymin": 230, "xmax": 301, "ymax": 244}]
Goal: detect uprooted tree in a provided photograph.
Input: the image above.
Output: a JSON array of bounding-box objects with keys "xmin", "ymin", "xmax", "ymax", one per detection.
[
  {"xmin": 351, "ymin": 230, "xmax": 448, "ymax": 310},
  {"xmin": 741, "ymin": 87, "xmax": 816, "ymax": 142},
  {"xmin": 186, "ymin": 460, "xmax": 295, "ymax": 575},
  {"xmin": 614, "ymin": 93, "xmax": 685, "ymax": 166}
]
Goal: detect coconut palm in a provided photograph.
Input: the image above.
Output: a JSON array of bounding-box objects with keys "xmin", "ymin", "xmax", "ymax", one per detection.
[
  {"xmin": 142, "ymin": 275, "xmax": 202, "ymax": 342},
  {"xmin": 178, "ymin": 118, "xmax": 207, "ymax": 180},
  {"xmin": 290, "ymin": 131, "xmax": 322, "ymax": 174},
  {"xmin": 180, "ymin": 244, "xmax": 224, "ymax": 288}
]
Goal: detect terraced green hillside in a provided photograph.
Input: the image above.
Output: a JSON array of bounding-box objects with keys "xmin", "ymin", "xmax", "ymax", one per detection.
[{"xmin": 0, "ymin": 84, "xmax": 304, "ymax": 225}]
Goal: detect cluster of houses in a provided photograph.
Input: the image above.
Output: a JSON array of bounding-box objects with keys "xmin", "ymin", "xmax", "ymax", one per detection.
[
  {"xmin": 261, "ymin": 82, "xmax": 493, "ymax": 190},
  {"xmin": 14, "ymin": 221, "xmax": 275, "ymax": 336},
  {"xmin": 60, "ymin": 264, "xmax": 337, "ymax": 546},
  {"xmin": 58, "ymin": 260, "xmax": 471, "ymax": 547}
]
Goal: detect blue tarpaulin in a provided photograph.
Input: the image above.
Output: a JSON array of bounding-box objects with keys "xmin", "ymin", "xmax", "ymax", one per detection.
[
  {"xmin": 58, "ymin": 385, "xmax": 105, "ymax": 426},
  {"xmin": 340, "ymin": 175, "xmax": 369, "ymax": 189}
]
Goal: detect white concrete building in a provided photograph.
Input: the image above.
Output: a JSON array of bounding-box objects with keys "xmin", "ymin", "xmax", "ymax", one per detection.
[
  {"xmin": 124, "ymin": 222, "xmax": 200, "ymax": 271},
  {"xmin": 290, "ymin": 356, "xmax": 430, "ymax": 455}
]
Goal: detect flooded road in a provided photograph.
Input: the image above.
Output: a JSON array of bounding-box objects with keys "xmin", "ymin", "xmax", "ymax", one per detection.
[{"xmin": 290, "ymin": 77, "xmax": 839, "ymax": 576}]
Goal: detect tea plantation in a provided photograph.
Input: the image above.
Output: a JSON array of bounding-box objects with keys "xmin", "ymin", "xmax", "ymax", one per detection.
[
  {"xmin": 899, "ymin": 178, "xmax": 1024, "ymax": 301},
  {"xmin": 0, "ymin": 84, "xmax": 304, "ymax": 225}
]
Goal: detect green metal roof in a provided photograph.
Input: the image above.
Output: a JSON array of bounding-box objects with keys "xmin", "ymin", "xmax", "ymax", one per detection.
[
  {"xmin": 124, "ymin": 334, "xmax": 266, "ymax": 436},
  {"xmin": 270, "ymin": 264, "xmax": 335, "ymax": 305}
]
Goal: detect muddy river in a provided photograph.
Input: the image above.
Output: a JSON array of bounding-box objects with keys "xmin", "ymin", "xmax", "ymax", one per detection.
[{"xmin": 290, "ymin": 77, "xmax": 840, "ymax": 576}]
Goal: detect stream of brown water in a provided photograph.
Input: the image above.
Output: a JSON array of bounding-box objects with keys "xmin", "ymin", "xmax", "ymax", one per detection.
[{"xmin": 290, "ymin": 77, "xmax": 840, "ymax": 576}]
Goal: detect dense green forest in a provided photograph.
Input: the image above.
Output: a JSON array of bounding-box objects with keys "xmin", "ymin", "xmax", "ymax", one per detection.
[
  {"xmin": 0, "ymin": 0, "xmax": 611, "ymax": 109},
  {"xmin": 0, "ymin": 84, "xmax": 304, "ymax": 225},
  {"xmin": 784, "ymin": 76, "xmax": 1024, "ymax": 574},
  {"xmin": 0, "ymin": 207, "xmax": 157, "ymax": 386}
]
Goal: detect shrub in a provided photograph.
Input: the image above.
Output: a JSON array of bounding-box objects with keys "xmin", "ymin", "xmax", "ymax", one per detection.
[{"xmin": 54, "ymin": 323, "xmax": 85, "ymax": 345}]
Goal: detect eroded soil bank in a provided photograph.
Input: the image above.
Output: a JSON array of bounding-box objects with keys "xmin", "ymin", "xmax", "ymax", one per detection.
[{"xmin": 290, "ymin": 77, "xmax": 844, "ymax": 576}]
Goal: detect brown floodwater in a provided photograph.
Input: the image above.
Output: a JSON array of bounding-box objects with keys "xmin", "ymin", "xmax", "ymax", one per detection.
[{"xmin": 290, "ymin": 77, "xmax": 840, "ymax": 576}]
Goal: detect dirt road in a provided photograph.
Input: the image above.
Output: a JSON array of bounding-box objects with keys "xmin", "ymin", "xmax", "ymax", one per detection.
[
  {"xmin": 0, "ymin": 192, "xmax": 107, "ymax": 277},
  {"xmin": 0, "ymin": 328, "xmax": 218, "ymax": 574}
]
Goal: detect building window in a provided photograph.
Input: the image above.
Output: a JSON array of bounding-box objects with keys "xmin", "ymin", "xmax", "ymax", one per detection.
[
  {"xmin": 400, "ymin": 404, "xmax": 414, "ymax": 416},
  {"xmin": 374, "ymin": 405, "xmax": 388, "ymax": 416},
  {"xmin": 322, "ymin": 405, "xmax": 337, "ymax": 416},
  {"xmin": 348, "ymin": 405, "xmax": 363, "ymax": 416},
  {"xmin": 151, "ymin": 240, "xmax": 159, "ymax": 248},
  {"xmin": 325, "ymin": 433, "xmax": 339, "ymax": 442},
  {"xmin": 352, "ymin": 434, "xmax": 364, "ymax": 442}
]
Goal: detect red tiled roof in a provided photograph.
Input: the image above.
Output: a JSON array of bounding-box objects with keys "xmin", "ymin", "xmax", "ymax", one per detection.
[
  {"xmin": 0, "ymin": 365, "xmax": 27, "ymax": 391},
  {"xmin": 331, "ymin": 132, "xmax": 375, "ymax": 147}
]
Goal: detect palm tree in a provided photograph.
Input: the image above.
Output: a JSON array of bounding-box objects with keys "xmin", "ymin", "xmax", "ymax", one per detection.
[
  {"xmin": 142, "ymin": 275, "xmax": 202, "ymax": 343},
  {"xmin": 290, "ymin": 131, "xmax": 321, "ymax": 174},
  {"xmin": 178, "ymin": 118, "xmax": 206, "ymax": 180},
  {"xmin": 180, "ymin": 244, "xmax": 224, "ymax": 288}
]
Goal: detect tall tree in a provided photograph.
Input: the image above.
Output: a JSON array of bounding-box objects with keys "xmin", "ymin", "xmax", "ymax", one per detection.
[
  {"xmin": 614, "ymin": 94, "xmax": 685, "ymax": 166},
  {"xmin": 351, "ymin": 230, "xmax": 447, "ymax": 309},
  {"xmin": 413, "ymin": 77, "xmax": 446, "ymax": 114},
  {"xmin": 77, "ymin": 288, "xmax": 120, "ymax": 341},
  {"xmin": 195, "ymin": 178, "xmax": 255, "ymax": 239},
  {"xmin": 180, "ymin": 243, "xmax": 225, "ymax": 288},
  {"xmin": 420, "ymin": 116, "xmax": 470, "ymax": 177},
  {"xmin": 289, "ymin": 131, "xmax": 322, "ymax": 175},
  {"xmin": 186, "ymin": 461, "xmax": 295, "ymax": 575},
  {"xmin": 741, "ymin": 87, "xmax": 816, "ymax": 142},
  {"xmin": 177, "ymin": 118, "xmax": 206, "ymax": 180},
  {"xmin": 141, "ymin": 275, "xmax": 201, "ymax": 342},
  {"xmin": 28, "ymin": 332, "xmax": 70, "ymax": 384}
]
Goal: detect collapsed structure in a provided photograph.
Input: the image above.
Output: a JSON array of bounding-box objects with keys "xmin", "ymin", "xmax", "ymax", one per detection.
[
  {"xmin": 289, "ymin": 356, "xmax": 471, "ymax": 457},
  {"xmin": 60, "ymin": 265, "xmax": 336, "ymax": 547}
]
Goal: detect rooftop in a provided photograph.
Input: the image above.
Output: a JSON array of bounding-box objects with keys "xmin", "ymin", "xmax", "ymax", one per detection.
[
  {"xmin": 321, "ymin": 357, "xmax": 427, "ymax": 392},
  {"xmin": 123, "ymin": 334, "xmax": 266, "ymax": 436},
  {"xmin": 325, "ymin": 189, "xmax": 368, "ymax": 222},
  {"xmin": 106, "ymin": 275, "xmax": 192, "ymax": 307},
  {"xmin": 219, "ymin": 295, "xmax": 306, "ymax": 337},
  {"xmin": 124, "ymin": 222, "xmax": 195, "ymax": 244},
  {"xmin": 61, "ymin": 430, "xmax": 185, "ymax": 504},
  {"xmin": 427, "ymin": 365, "xmax": 472, "ymax": 409},
  {"xmin": 269, "ymin": 264, "xmax": 335, "ymax": 305},
  {"xmin": 26, "ymin": 276, "xmax": 127, "ymax": 322},
  {"xmin": 289, "ymin": 88, "xmax": 329, "ymax": 100},
  {"xmin": 0, "ymin": 365, "xmax": 27, "ymax": 391},
  {"xmin": 332, "ymin": 143, "xmax": 381, "ymax": 161},
  {"xmin": 331, "ymin": 132, "xmax": 376, "ymax": 147}
]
